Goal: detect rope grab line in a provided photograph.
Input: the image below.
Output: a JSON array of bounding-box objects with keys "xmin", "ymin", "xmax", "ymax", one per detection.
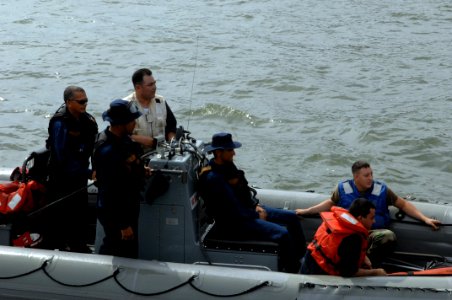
[{"xmin": 0, "ymin": 257, "xmax": 271, "ymax": 297}]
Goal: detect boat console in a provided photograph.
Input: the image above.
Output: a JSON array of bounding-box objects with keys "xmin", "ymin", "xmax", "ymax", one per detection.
[{"xmin": 93, "ymin": 127, "xmax": 281, "ymax": 270}]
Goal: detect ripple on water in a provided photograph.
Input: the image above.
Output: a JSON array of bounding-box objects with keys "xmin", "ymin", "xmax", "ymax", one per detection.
[{"xmin": 0, "ymin": 0, "xmax": 451, "ymax": 201}]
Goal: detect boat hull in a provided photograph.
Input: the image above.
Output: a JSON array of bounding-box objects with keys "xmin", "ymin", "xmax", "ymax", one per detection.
[{"xmin": 1, "ymin": 246, "xmax": 452, "ymax": 300}]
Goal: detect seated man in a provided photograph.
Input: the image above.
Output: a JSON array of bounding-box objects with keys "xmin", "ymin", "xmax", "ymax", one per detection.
[
  {"xmin": 296, "ymin": 160, "xmax": 440, "ymax": 265},
  {"xmin": 301, "ymin": 198, "xmax": 387, "ymax": 277},
  {"xmin": 198, "ymin": 132, "xmax": 306, "ymax": 273}
]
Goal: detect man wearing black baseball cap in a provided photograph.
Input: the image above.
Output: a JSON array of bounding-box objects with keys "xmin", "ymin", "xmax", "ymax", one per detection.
[
  {"xmin": 93, "ymin": 99, "xmax": 146, "ymax": 258},
  {"xmin": 199, "ymin": 132, "xmax": 306, "ymax": 273}
]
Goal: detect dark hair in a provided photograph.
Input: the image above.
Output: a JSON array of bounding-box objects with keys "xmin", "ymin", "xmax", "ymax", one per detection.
[
  {"xmin": 132, "ymin": 68, "xmax": 153, "ymax": 86},
  {"xmin": 351, "ymin": 160, "xmax": 370, "ymax": 175},
  {"xmin": 63, "ymin": 86, "xmax": 85, "ymax": 102},
  {"xmin": 348, "ymin": 198, "xmax": 375, "ymax": 219}
]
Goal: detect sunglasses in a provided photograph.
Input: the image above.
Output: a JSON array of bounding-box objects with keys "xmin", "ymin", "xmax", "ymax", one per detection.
[{"xmin": 71, "ymin": 98, "xmax": 88, "ymax": 105}]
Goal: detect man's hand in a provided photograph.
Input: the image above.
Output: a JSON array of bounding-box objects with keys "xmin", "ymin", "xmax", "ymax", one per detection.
[
  {"xmin": 424, "ymin": 217, "xmax": 441, "ymax": 230},
  {"xmin": 372, "ymin": 268, "xmax": 387, "ymax": 276},
  {"xmin": 363, "ymin": 255, "xmax": 372, "ymax": 269},
  {"xmin": 395, "ymin": 197, "xmax": 441, "ymax": 231},
  {"xmin": 144, "ymin": 166, "xmax": 152, "ymax": 177},
  {"xmin": 356, "ymin": 267, "xmax": 387, "ymax": 277},
  {"xmin": 256, "ymin": 205, "xmax": 267, "ymax": 220},
  {"xmin": 295, "ymin": 208, "xmax": 308, "ymax": 216}
]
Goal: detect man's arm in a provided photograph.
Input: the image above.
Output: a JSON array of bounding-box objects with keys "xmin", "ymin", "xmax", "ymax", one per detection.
[
  {"xmin": 295, "ymin": 199, "xmax": 334, "ymax": 216},
  {"xmin": 49, "ymin": 120, "xmax": 68, "ymax": 164},
  {"xmin": 338, "ymin": 234, "xmax": 387, "ymax": 277},
  {"xmin": 394, "ymin": 197, "xmax": 441, "ymax": 230},
  {"xmin": 354, "ymin": 267, "xmax": 387, "ymax": 277},
  {"xmin": 96, "ymin": 147, "xmax": 136, "ymax": 230},
  {"xmin": 165, "ymin": 103, "xmax": 177, "ymax": 140},
  {"xmin": 205, "ymin": 173, "xmax": 259, "ymax": 220},
  {"xmin": 131, "ymin": 134, "xmax": 155, "ymax": 148}
]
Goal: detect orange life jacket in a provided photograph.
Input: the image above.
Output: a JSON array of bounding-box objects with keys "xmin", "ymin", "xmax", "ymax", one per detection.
[
  {"xmin": 0, "ymin": 180, "xmax": 45, "ymax": 214},
  {"xmin": 307, "ymin": 206, "xmax": 369, "ymax": 275}
]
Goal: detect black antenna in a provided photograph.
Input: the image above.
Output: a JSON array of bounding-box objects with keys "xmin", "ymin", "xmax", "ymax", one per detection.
[{"xmin": 186, "ymin": 35, "xmax": 199, "ymax": 131}]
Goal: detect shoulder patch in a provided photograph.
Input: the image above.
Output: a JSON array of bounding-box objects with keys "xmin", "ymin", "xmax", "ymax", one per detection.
[{"xmin": 199, "ymin": 166, "xmax": 212, "ymax": 176}]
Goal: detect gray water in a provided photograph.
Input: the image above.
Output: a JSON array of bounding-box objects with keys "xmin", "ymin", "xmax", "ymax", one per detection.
[{"xmin": 1, "ymin": 0, "xmax": 451, "ymax": 202}]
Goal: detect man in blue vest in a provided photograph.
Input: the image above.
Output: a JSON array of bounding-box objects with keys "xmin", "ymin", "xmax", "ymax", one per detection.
[{"xmin": 296, "ymin": 160, "xmax": 440, "ymax": 266}]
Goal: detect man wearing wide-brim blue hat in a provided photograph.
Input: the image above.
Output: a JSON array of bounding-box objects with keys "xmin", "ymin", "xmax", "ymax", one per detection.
[
  {"xmin": 204, "ymin": 132, "xmax": 242, "ymax": 153},
  {"xmin": 102, "ymin": 99, "xmax": 142, "ymax": 125},
  {"xmin": 199, "ymin": 132, "xmax": 306, "ymax": 273},
  {"xmin": 93, "ymin": 99, "xmax": 146, "ymax": 259}
]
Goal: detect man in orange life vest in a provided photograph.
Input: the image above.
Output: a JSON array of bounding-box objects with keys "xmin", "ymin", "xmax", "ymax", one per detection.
[{"xmin": 301, "ymin": 198, "xmax": 387, "ymax": 277}]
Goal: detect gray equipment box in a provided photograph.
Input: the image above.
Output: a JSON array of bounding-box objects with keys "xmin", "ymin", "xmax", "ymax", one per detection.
[{"xmin": 0, "ymin": 224, "xmax": 12, "ymax": 246}]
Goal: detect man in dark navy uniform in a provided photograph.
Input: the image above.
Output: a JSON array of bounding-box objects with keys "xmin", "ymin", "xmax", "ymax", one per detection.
[
  {"xmin": 93, "ymin": 99, "xmax": 146, "ymax": 258},
  {"xmin": 45, "ymin": 86, "xmax": 98, "ymax": 252},
  {"xmin": 198, "ymin": 132, "xmax": 306, "ymax": 273}
]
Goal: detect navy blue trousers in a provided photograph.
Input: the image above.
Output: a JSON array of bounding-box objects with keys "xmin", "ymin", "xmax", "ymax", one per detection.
[
  {"xmin": 97, "ymin": 211, "xmax": 139, "ymax": 259},
  {"xmin": 236, "ymin": 205, "xmax": 306, "ymax": 273}
]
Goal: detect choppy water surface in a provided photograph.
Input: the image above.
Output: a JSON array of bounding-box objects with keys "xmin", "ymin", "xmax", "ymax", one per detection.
[{"xmin": 1, "ymin": 0, "xmax": 451, "ymax": 201}]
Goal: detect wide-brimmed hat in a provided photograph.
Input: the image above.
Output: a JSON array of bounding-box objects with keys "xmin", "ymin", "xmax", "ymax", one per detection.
[
  {"xmin": 204, "ymin": 132, "xmax": 242, "ymax": 152},
  {"xmin": 102, "ymin": 99, "xmax": 142, "ymax": 125}
]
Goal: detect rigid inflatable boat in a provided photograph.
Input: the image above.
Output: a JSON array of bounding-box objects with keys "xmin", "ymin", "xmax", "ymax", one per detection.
[{"xmin": 1, "ymin": 128, "xmax": 451, "ymax": 299}]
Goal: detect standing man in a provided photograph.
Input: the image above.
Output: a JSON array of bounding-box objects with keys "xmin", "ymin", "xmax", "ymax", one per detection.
[
  {"xmin": 198, "ymin": 133, "xmax": 306, "ymax": 273},
  {"xmin": 93, "ymin": 99, "xmax": 146, "ymax": 258},
  {"xmin": 124, "ymin": 68, "xmax": 177, "ymax": 152},
  {"xmin": 46, "ymin": 85, "xmax": 98, "ymax": 252},
  {"xmin": 301, "ymin": 198, "xmax": 387, "ymax": 277},
  {"xmin": 296, "ymin": 160, "xmax": 440, "ymax": 265}
]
